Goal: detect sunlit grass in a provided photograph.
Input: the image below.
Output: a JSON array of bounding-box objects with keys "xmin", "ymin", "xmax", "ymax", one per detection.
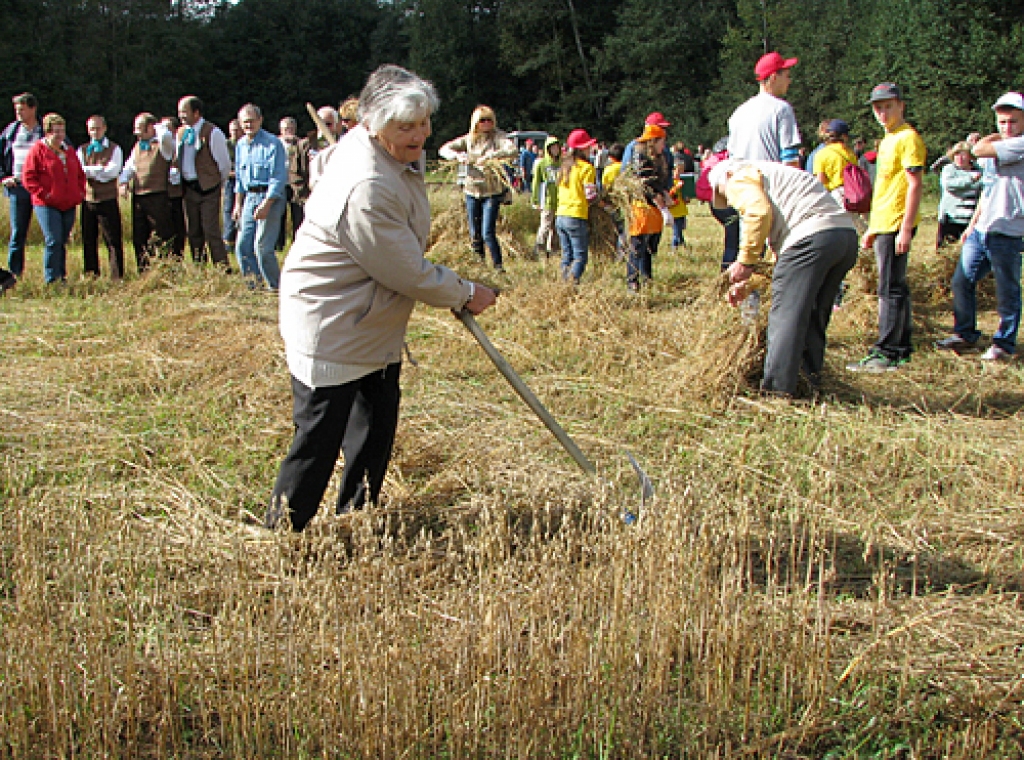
[{"xmin": 1, "ymin": 187, "xmax": 1022, "ymax": 757}]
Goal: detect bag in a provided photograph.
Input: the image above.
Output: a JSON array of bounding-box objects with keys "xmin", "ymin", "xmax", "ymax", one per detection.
[
  {"xmin": 841, "ymin": 163, "xmax": 872, "ymax": 213},
  {"xmin": 695, "ymin": 150, "xmax": 727, "ymax": 203}
]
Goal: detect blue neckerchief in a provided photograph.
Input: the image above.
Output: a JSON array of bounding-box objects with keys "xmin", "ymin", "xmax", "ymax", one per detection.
[
  {"xmin": 182, "ymin": 126, "xmax": 196, "ymax": 146},
  {"xmin": 86, "ymin": 139, "xmax": 105, "ymax": 156},
  {"xmin": 138, "ymin": 139, "xmax": 152, "ymax": 151}
]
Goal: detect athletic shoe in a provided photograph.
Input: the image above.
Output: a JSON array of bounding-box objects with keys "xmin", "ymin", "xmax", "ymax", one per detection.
[
  {"xmin": 846, "ymin": 351, "xmax": 904, "ymax": 373},
  {"xmin": 980, "ymin": 345, "xmax": 1012, "ymax": 362},
  {"xmin": 0, "ymin": 269, "xmax": 15, "ymax": 295},
  {"xmin": 934, "ymin": 334, "xmax": 977, "ymax": 352}
]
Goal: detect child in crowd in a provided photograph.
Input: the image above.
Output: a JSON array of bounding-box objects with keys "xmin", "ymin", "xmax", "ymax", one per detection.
[
  {"xmin": 628, "ymin": 124, "xmax": 671, "ymax": 291},
  {"xmin": 555, "ymin": 129, "xmax": 598, "ymax": 283},
  {"xmin": 847, "ymin": 83, "xmax": 926, "ymax": 373},
  {"xmin": 530, "ymin": 136, "xmax": 562, "ymax": 258},
  {"xmin": 667, "ymin": 164, "xmax": 690, "ymax": 252},
  {"xmin": 600, "ymin": 143, "xmax": 626, "ymax": 259}
]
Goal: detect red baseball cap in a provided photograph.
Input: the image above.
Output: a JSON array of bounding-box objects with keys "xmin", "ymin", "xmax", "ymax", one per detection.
[
  {"xmin": 566, "ymin": 128, "xmax": 597, "ymax": 150},
  {"xmin": 645, "ymin": 111, "xmax": 671, "ymax": 127},
  {"xmin": 755, "ymin": 51, "xmax": 798, "ymax": 81}
]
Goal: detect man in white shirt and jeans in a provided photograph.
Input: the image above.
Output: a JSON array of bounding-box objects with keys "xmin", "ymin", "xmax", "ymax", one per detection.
[{"xmin": 936, "ymin": 92, "xmax": 1024, "ymax": 362}]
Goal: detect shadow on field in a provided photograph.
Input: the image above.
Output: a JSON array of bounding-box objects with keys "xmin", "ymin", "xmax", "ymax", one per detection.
[{"xmin": 746, "ymin": 529, "xmax": 1023, "ymax": 599}]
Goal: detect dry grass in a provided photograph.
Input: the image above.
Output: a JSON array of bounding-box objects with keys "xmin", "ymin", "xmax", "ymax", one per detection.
[{"xmin": 2, "ymin": 190, "xmax": 1024, "ymax": 758}]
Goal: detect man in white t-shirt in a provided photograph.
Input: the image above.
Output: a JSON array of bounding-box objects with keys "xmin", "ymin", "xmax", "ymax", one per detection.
[{"xmin": 727, "ymin": 51, "xmax": 802, "ymax": 167}]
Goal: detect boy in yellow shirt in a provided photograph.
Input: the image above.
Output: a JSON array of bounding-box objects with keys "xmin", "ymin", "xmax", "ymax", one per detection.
[{"xmin": 847, "ymin": 83, "xmax": 926, "ymax": 372}]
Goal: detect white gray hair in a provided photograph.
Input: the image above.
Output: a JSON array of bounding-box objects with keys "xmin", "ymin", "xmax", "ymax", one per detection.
[{"xmin": 359, "ymin": 64, "xmax": 439, "ymax": 134}]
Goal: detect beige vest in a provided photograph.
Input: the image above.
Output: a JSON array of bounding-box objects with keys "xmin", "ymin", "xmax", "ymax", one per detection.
[
  {"xmin": 177, "ymin": 120, "xmax": 221, "ymax": 191},
  {"xmin": 132, "ymin": 141, "xmax": 169, "ymax": 195},
  {"xmin": 84, "ymin": 142, "xmax": 119, "ymax": 202}
]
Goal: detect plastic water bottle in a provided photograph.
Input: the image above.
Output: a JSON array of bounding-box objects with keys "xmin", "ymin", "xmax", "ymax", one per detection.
[{"xmin": 741, "ymin": 290, "xmax": 761, "ymax": 325}]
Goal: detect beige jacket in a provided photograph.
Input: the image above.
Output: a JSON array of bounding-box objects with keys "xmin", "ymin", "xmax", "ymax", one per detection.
[
  {"xmin": 438, "ymin": 130, "xmax": 517, "ymax": 198},
  {"xmin": 279, "ymin": 126, "xmax": 473, "ymax": 369}
]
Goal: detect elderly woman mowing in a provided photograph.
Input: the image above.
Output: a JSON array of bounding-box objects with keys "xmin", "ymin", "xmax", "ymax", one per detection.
[
  {"xmin": 266, "ymin": 65, "xmax": 497, "ymax": 532},
  {"xmin": 439, "ymin": 105, "xmax": 517, "ymax": 272}
]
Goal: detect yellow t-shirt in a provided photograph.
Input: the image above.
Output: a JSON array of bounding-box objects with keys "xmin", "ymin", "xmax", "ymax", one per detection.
[
  {"xmin": 868, "ymin": 123, "xmax": 927, "ymax": 234},
  {"xmin": 556, "ymin": 159, "xmax": 597, "ymax": 220},
  {"xmin": 813, "ymin": 142, "xmax": 857, "ymax": 192},
  {"xmin": 602, "ymin": 160, "xmax": 622, "ymax": 189},
  {"xmin": 668, "ymin": 181, "xmax": 689, "ymax": 218}
]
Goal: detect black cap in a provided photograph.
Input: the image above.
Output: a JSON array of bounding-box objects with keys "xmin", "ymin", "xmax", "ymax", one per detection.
[{"xmin": 868, "ymin": 82, "xmax": 903, "ymax": 104}]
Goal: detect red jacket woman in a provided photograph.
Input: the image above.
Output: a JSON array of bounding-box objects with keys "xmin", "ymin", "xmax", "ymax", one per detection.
[
  {"xmin": 21, "ymin": 113, "xmax": 85, "ymax": 282},
  {"xmin": 22, "ymin": 133, "xmax": 86, "ymax": 211}
]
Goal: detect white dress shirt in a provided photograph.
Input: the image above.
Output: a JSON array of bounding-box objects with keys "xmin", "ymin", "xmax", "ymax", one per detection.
[
  {"xmin": 178, "ymin": 116, "xmax": 231, "ymax": 183},
  {"xmin": 77, "ymin": 137, "xmax": 124, "ymax": 184},
  {"xmin": 118, "ymin": 123, "xmax": 175, "ymax": 185}
]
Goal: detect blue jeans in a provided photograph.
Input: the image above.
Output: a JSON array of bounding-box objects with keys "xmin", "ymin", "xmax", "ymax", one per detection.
[
  {"xmin": 671, "ymin": 217, "xmax": 687, "ymax": 247},
  {"xmin": 235, "ymin": 191, "xmax": 284, "ymax": 290},
  {"xmin": 712, "ymin": 205, "xmax": 740, "ymax": 270},
  {"xmin": 222, "ymin": 181, "xmax": 238, "ymax": 246},
  {"xmin": 34, "ymin": 205, "xmax": 76, "ymax": 283},
  {"xmin": 556, "ymin": 215, "xmax": 589, "ymax": 282},
  {"xmin": 465, "ymin": 193, "xmax": 502, "ymax": 268},
  {"xmin": 628, "ymin": 234, "xmax": 656, "ymax": 286},
  {"xmin": 6, "ymin": 184, "xmax": 34, "ymax": 275},
  {"xmin": 952, "ymin": 229, "xmax": 1023, "ymax": 353}
]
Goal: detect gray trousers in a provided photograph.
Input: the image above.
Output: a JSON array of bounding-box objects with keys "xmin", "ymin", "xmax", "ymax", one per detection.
[{"xmin": 763, "ymin": 227, "xmax": 859, "ymax": 394}]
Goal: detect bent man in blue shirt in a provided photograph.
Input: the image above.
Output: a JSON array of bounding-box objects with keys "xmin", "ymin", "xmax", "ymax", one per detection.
[{"xmin": 233, "ymin": 103, "xmax": 288, "ymax": 289}]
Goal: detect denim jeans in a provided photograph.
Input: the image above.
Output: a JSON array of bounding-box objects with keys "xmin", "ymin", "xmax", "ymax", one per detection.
[
  {"xmin": 465, "ymin": 193, "xmax": 502, "ymax": 268},
  {"xmin": 5, "ymin": 184, "xmax": 34, "ymax": 276},
  {"xmin": 222, "ymin": 181, "xmax": 237, "ymax": 246},
  {"xmin": 556, "ymin": 215, "xmax": 589, "ymax": 282},
  {"xmin": 34, "ymin": 205, "xmax": 76, "ymax": 283},
  {"xmin": 711, "ymin": 205, "xmax": 740, "ymax": 270},
  {"xmin": 628, "ymin": 234, "xmax": 655, "ymax": 286},
  {"xmin": 235, "ymin": 191, "xmax": 284, "ymax": 290},
  {"xmin": 671, "ymin": 217, "xmax": 687, "ymax": 247},
  {"xmin": 952, "ymin": 229, "xmax": 1024, "ymax": 353}
]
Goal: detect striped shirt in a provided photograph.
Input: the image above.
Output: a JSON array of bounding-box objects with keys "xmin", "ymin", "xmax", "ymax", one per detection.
[{"xmin": 11, "ymin": 124, "xmax": 39, "ymax": 180}]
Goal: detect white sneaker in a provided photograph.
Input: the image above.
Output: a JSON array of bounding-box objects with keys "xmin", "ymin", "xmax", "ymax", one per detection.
[{"xmin": 980, "ymin": 345, "xmax": 1012, "ymax": 362}]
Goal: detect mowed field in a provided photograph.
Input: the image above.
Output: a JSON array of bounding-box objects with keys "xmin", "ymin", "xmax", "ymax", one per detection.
[{"xmin": 1, "ymin": 187, "xmax": 1023, "ymax": 758}]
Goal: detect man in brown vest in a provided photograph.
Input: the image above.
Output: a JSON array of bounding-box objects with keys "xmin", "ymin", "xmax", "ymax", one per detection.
[
  {"xmin": 176, "ymin": 95, "xmax": 231, "ymax": 266},
  {"xmin": 77, "ymin": 115, "xmax": 125, "ymax": 278},
  {"xmin": 118, "ymin": 112, "xmax": 175, "ymax": 273}
]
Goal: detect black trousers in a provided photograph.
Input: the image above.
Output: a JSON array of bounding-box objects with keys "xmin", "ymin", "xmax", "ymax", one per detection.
[
  {"xmin": 81, "ymin": 198, "xmax": 125, "ymax": 278},
  {"xmin": 268, "ymin": 363, "xmax": 401, "ymax": 532},
  {"xmin": 874, "ymin": 229, "xmax": 916, "ymax": 361},
  {"xmin": 168, "ymin": 194, "xmax": 186, "ymax": 259},
  {"xmin": 131, "ymin": 192, "xmax": 175, "ymax": 272}
]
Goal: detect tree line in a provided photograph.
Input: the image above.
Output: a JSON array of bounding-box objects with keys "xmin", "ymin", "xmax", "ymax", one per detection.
[{"xmin": 2, "ymin": 0, "xmax": 1022, "ymax": 158}]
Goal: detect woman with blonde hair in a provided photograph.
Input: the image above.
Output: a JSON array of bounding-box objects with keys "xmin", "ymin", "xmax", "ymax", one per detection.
[{"xmin": 439, "ymin": 105, "xmax": 517, "ymax": 271}]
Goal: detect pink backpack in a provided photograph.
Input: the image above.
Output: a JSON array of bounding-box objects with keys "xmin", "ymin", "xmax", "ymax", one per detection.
[
  {"xmin": 696, "ymin": 150, "xmax": 727, "ymax": 202},
  {"xmin": 842, "ymin": 163, "xmax": 872, "ymax": 213}
]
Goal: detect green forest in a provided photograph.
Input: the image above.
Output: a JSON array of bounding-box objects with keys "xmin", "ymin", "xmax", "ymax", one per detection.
[{"xmin": 2, "ymin": 0, "xmax": 1024, "ymax": 157}]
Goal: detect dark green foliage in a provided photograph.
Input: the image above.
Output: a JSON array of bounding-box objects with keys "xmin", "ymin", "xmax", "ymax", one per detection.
[{"xmin": 1, "ymin": 0, "xmax": 1023, "ymax": 157}]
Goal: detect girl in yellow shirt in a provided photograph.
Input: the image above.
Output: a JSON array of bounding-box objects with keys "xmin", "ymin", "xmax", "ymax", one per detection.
[{"xmin": 555, "ymin": 129, "xmax": 598, "ymax": 283}]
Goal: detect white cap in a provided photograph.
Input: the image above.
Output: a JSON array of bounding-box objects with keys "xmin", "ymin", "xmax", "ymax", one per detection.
[{"xmin": 992, "ymin": 92, "xmax": 1024, "ymax": 111}]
